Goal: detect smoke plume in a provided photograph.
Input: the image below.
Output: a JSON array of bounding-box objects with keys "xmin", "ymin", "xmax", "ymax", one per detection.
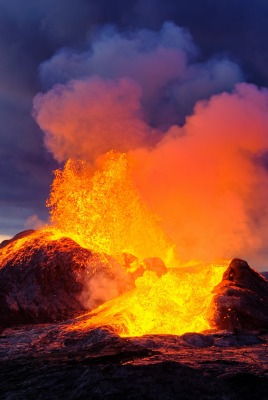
[
  {"xmin": 33, "ymin": 22, "xmax": 242, "ymax": 161},
  {"xmin": 129, "ymin": 83, "xmax": 268, "ymax": 264},
  {"xmin": 33, "ymin": 23, "xmax": 268, "ymax": 268}
]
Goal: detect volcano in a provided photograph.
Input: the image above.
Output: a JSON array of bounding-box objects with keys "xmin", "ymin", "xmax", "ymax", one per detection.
[
  {"xmin": 3, "ymin": 7, "xmax": 268, "ymax": 398},
  {"xmin": 1, "ymin": 153, "xmax": 268, "ymax": 399},
  {"xmin": 1, "ymin": 228, "xmax": 268, "ymax": 399}
]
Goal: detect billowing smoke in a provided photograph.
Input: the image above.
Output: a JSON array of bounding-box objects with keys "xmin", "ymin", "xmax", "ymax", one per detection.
[
  {"xmin": 129, "ymin": 83, "xmax": 268, "ymax": 265},
  {"xmin": 33, "ymin": 23, "xmax": 268, "ymax": 268},
  {"xmin": 33, "ymin": 22, "xmax": 242, "ymax": 161},
  {"xmin": 33, "ymin": 77, "xmax": 150, "ymax": 162}
]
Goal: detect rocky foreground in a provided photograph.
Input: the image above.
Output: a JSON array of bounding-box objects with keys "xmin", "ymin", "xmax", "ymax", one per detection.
[
  {"xmin": 1, "ymin": 231, "xmax": 268, "ymax": 398},
  {"xmin": 0, "ymin": 320, "xmax": 268, "ymax": 399}
]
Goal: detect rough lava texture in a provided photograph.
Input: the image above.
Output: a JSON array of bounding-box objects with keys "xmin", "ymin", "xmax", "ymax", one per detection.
[
  {"xmin": 210, "ymin": 258, "xmax": 268, "ymax": 331},
  {"xmin": 0, "ymin": 230, "xmax": 137, "ymax": 328},
  {"xmin": 0, "ymin": 321, "xmax": 268, "ymax": 399}
]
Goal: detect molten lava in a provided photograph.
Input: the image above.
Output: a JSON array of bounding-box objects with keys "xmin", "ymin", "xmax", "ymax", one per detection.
[
  {"xmin": 0, "ymin": 151, "xmax": 227, "ymax": 336},
  {"xmin": 47, "ymin": 152, "xmax": 174, "ymax": 265},
  {"xmin": 46, "ymin": 151, "xmax": 226, "ymax": 336},
  {"xmin": 72, "ymin": 262, "xmax": 226, "ymax": 337}
]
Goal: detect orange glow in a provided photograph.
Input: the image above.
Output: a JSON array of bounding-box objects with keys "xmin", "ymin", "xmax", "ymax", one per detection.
[
  {"xmin": 0, "ymin": 228, "xmax": 71, "ymax": 266},
  {"xmin": 29, "ymin": 79, "xmax": 268, "ymax": 335},
  {"xmin": 68, "ymin": 262, "xmax": 226, "ymax": 337},
  {"xmin": 0, "ymin": 151, "xmax": 227, "ymax": 337},
  {"xmin": 43, "ymin": 151, "xmax": 226, "ymax": 336},
  {"xmin": 47, "ymin": 151, "xmax": 174, "ymax": 265}
]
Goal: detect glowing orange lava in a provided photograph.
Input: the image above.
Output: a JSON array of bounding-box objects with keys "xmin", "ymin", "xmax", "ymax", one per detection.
[
  {"xmin": 68, "ymin": 262, "xmax": 226, "ymax": 337},
  {"xmin": 43, "ymin": 151, "xmax": 226, "ymax": 336},
  {"xmin": 47, "ymin": 152, "xmax": 174, "ymax": 265},
  {"xmin": 0, "ymin": 151, "xmax": 227, "ymax": 336}
]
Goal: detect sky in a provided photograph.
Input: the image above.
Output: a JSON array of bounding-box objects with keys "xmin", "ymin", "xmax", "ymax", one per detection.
[{"xmin": 1, "ymin": 0, "xmax": 268, "ymax": 264}]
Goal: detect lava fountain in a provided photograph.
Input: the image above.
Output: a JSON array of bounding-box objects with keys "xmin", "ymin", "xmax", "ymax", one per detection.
[
  {"xmin": 10, "ymin": 30, "xmax": 268, "ymax": 336},
  {"xmin": 1, "ymin": 151, "xmax": 228, "ymax": 336},
  {"xmin": 0, "ymin": 150, "xmax": 228, "ymax": 336}
]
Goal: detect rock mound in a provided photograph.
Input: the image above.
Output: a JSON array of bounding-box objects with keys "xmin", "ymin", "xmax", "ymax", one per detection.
[
  {"xmin": 210, "ymin": 258, "xmax": 268, "ymax": 331},
  {"xmin": 0, "ymin": 230, "xmax": 135, "ymax": 328}
]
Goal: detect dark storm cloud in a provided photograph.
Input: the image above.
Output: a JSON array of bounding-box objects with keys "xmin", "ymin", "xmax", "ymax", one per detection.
[
  {"xmin": 1, "ymin": 0, "xmax": 268, "ymax": 236},
  {"xmin": 136, "ymin": 0, "xmax": 268, "ymax": 86}
]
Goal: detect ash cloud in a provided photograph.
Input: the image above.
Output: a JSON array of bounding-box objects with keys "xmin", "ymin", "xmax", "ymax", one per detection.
[
  {"xmin": 38, "ymin": 22, "xmax": 242, "ymax": 130},
  {"xmin": 33, "ymin": 77, "xmax": 150, "ymax": 163},
  {"xmin": 33, "ymin": 22, "xmax": 242, "ymax": 162},
  {"xmin": 33, "ymin": 21, "xmax": 268, "ymax": 268}
]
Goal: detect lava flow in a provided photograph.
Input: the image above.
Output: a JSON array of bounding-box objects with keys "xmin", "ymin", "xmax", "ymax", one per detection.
[
  {"xmin": 71, "ymin": 261, "xmax": 226, "ymax": 337},
  {"xmin": 0, "ymin": 151, "xmax": 227, "ymax": 336},
  {"xmin": 8, "ymin": 151, "xmax": 231, "ymax": 336},
  {"xmin": 48, "ymin": 152, "xmax": 227, "ymax": 335}
]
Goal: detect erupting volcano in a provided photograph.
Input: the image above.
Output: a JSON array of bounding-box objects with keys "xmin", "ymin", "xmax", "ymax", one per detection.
[
  {"xmin": 2, "ymin": 15, "xmax": 268, "ymax": 399},
  {"xmin": 1, "ymin": 148, "xmax": 268, "ymax": 399},
  {"xmin": 2, "ymin": 146, "xmax": 268, "ymax": 337},
  {"xmin": 0, "ymin": 151, "xmax": 227, "ymax": 336},
  {"xmin": 4, "ymin": 82, "xmax": 268, "ymax": 336}
]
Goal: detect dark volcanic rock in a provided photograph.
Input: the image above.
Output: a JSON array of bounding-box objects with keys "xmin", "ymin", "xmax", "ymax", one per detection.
[
  {"xmin": 0, "ymin": 321, "xmax": 268, "ymax": 400},
  {"xmin": 210, "ymin": 258, "xmax": 268, "ymax": 331},
  {"xmin": 0, "ymin": 230, "xmax": 135, "ymax": 328}
]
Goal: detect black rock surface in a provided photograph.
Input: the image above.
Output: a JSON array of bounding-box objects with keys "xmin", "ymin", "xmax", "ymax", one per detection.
[
  {"xmin": 210, "ymin": 258, "xmax": 268, "ymax": 331},
  {"xmin": 0, "ymin": 319, "xmax": 268, "ymax": 399}
]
